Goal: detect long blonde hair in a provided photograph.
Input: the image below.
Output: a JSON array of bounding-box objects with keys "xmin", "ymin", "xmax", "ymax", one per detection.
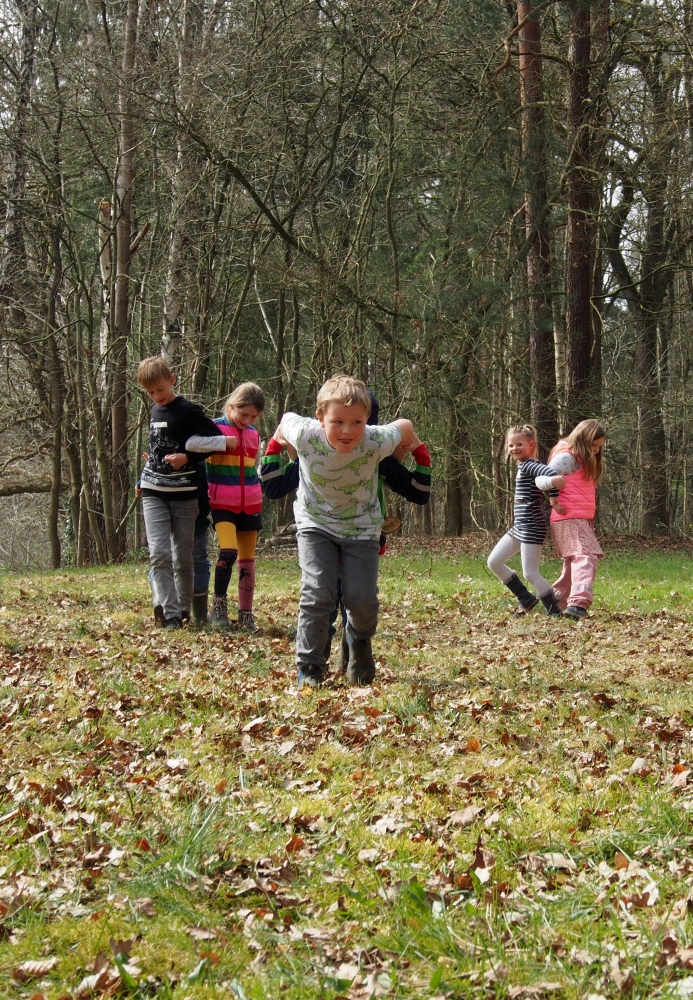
[
  {"xmin": 551, "ymin": 419, "xmax": 607, "ymax": 483},
  {"xmin": 505, "ymin": 423, "xmax": 539, "ymax": 460}
]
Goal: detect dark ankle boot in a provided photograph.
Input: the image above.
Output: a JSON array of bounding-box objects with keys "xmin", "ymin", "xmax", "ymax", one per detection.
[
  {"xmin": 505, "ymin": 573, "xmax": 539, "ymax": 610},
  {"xmin": 540, "ymin": 591, "xmax": 562, "ymax": 616},
  {"xmin": 192, "ymin": 591, "xmax": 208, "ymax": 625},
  {"xmin": 154, "ymin": 604, "xmax": 165, "ymax": 627}
]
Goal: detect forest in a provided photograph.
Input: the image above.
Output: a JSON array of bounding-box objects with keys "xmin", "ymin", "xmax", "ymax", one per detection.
[{"xmin": 1, "ymin": 0, "xmax": 692, "ymax": 567}]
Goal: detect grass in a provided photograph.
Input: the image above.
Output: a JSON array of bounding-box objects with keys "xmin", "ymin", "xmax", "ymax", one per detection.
[{"xmin": 2, "ymin": 540, "xmax": 693, "ymax": 998}]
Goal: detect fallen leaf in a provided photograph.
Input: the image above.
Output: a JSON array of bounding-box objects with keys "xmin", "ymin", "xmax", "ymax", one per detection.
[
  {"xmin": 285, "ymin": 834, "xmax": 305, "ymax": 855},
  {"xmin": 448, "ymin": 806, "xmax": 481, "ymax": 828},
  {"xmin": 466, "ymin": 737, "xmax": 482, "ymax": 753},
  {"xmin": 542, "ymin": 852, "xmax": 576, "ymax": 871},
  {"xmin": 241, "ymin": 716, "xmax": 267, "ymax": 734},
  {"xmin": 133, "ymin": 897, "xmax": 155, "ymax": 917},
  {"xmin": 187, "ymin": 926, "xmax": 217, "ymax": 940},
  {"xmin": 13, "ymin": 958, "xmax": 58, "ymax": 982},
  {"xmin": 372, "ymin": 815, "xmax": 404, "ymax": 835}
]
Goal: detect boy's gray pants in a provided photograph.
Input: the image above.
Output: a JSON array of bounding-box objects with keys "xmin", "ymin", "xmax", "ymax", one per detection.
[
  {"xmin": 142, "ymin": 495, "xmax": 198, "ymax": 620},
  {"xmin": 296, "ymin": 527, "xmax": 380, "ymax": 670}
]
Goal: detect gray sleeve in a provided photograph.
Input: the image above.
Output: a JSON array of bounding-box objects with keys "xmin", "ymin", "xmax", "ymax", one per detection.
[
  {"xmin": 185, "ymin": 434, "xmax": 228, "ymax": 453},
  {"xmin": 550, "ymin": 452, "xmax": 579, "ymax": 475}
]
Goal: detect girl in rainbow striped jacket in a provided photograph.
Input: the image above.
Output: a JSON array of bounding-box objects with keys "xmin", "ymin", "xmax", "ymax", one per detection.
[{"xmin": 184, "ymin": 382, "xmax": 265, "ymax": 631}]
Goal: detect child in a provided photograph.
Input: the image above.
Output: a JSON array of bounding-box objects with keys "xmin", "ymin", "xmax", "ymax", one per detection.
[
  {"xmin": 183, "ymin": 383, "xmax": 265, "ymax": 631},
  {"xmin": 260, "ymin": 392, "xmax": 431, "ymax": 671},
  {"xmin": 137, "ymin": 356, "xmax": 225, "ymax": 629},
  {"xmin": 273, "ymin": 375, "xmax": 419, "ymax": 687},
  {"xmin": 487, "ymin": 424, "xmax": 566, "ymax": 616},
  {"xmin": 536, "ymin": 419, "xmax": 607, "ymax": 619}
]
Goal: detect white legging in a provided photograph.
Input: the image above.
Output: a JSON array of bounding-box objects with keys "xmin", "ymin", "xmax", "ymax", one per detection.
[{"xmin": 487, "ymin": 532, "xmax": 552, "ymax": 598}]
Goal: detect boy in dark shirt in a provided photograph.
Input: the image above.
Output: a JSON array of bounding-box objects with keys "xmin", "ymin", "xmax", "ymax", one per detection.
[{"xmin": 138, "ymin": 356, "xmax": 228, "ymax": 628}]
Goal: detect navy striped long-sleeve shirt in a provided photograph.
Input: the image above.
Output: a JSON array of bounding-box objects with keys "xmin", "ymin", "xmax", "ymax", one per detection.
[{"xmin": 511, "ymin": 459, "xmax": 559, "ymax": 544}]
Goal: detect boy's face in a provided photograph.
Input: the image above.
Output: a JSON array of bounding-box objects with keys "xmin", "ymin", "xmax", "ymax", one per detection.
[
  {"xmin": 144, "ymin": 375, "xmax": 176, "ymax": 406},
  {"xmin": 318, "ymin": 401, "xmax": 368, "ymax": 453}
]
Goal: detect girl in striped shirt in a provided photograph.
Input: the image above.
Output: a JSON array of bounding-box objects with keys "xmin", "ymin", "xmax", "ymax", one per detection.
[{"xmin": 487, "ymin": 424, "xmax": 565, "ymax": 616}]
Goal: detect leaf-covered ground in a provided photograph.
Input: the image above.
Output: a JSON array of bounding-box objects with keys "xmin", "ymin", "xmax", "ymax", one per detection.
[{"xmin": 2, "ymin": 541, "xmax": 693, "ymax": 999}]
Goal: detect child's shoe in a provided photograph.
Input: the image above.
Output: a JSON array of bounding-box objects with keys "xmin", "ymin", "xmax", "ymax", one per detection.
[
  {"xmin": 297, "ymin": 666, "xmax": 324, "ymax": 689},
  {"xmin": 563, "ymin": 605, "xmax": 588, "ymax": 620},
  {"xmin": 211, "ymin": 595, "xmax": 230, "ymax": 630},
  {"xmin": 239, "ymin": 609, "xmax": 258, "ymax": 632},
  {"xmin": 540, "ymin": 592, "xmax": 562, "ymax": 616},
  {"xmin": 512, "ymin": 597, "xmax": 539, "ymax": 616},
  {"xmin": 345, "ymin": 629, "xmax": 376, "ymax": 686},
  {"xmin": 163, "ymin": 616, "xmax": 182, "ymax": 630},
  {"xmin": 154, "ymin": 604, "xmax": 165, "ymax": 627}
]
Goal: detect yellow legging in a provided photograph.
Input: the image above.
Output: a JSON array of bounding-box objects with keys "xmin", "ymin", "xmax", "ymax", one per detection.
[{"xmin": 214, "ymin": 522, "xmax": 257, "ymax": 559}]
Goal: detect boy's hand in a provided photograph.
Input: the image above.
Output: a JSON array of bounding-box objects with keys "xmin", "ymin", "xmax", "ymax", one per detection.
[
  {"xmin": 225, "ymin": 436, "xmax": 238, "ymax": 451},
  {"xmin": 551, "ymin": 501, "xmax": 566, "ymax": 515},
  {"xmin": 164, "ymin": 452, "xmax": 189, "ymax": 470},
  {"xmin": 551, "ymin": 475, "xmax": 566, "ymax": 490}
]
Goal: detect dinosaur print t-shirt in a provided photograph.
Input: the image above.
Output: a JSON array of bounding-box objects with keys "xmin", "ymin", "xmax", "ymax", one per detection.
[{"xmin": 281, "ymin": 413, "xmax": 402, "ymax": 540}]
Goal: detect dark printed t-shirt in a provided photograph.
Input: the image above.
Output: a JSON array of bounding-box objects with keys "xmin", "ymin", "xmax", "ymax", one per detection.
[{"xmin": 140, "ymin": 396, "xmax": 221, "ymax": 501}]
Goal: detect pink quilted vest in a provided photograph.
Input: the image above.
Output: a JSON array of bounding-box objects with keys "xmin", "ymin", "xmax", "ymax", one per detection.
[{"xmin": 550, "ymin": 444, "xmax": 596, "ymax": 522}]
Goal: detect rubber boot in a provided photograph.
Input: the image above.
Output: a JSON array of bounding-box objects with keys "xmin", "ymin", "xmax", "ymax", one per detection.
[
  {"xmin": 211, "ymin": 595, "xmax": 230, "ymax": 630},
  {"xmin": 505, "ymin": 572, "xmax": 539, "ymax": 612},
  {"xmin": 345, "ymin": 627, "xmax": 376, "ymax": 686},
  {"xmin": 540, "ymin": 591, "xmax": 562, "ymax": 616},
  {"xmin": 192, "ymin": 591, "xmax": 208, "ymax": 626}
]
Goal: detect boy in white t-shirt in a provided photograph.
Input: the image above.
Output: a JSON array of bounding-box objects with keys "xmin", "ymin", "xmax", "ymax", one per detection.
[{"xmin": 274, "ymin": 375, "xmax": 419, "ymax": 687}]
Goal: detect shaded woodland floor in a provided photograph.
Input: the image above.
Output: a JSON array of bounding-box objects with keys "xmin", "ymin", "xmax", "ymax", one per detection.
[{"xmin": 2, "ymin": 542, "xmax": 693, "ymax": 998}]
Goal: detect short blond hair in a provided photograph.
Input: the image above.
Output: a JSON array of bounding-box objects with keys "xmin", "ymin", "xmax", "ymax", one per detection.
[
  {"xmin": 316, "ymin": 375, "xmax": 372, "ymax": 418},
  {"xmin": 138, "ymin": 355, "xmax": 173, "ymax": 388},
  {"xmin": 224, "ymin": 382, "xmax": 265, "ymax": 420}
]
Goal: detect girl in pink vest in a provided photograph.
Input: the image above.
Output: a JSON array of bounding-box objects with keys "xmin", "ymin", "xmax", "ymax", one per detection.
[
  {"xmin": 186, "ymin": 383, "xmax": 265, "ymax": 631},
  {"xmin": 538, "ymin": 419, "xmax": 607, "ymax": 619}
]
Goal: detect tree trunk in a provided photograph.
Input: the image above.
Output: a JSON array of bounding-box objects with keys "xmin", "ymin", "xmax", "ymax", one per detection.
[
  {"xmin": 565, "ymin": 0, "xmax": 596, "ymax": 429},
  {"xmin": 111, "ymin": 0, "xmax": 139, "ymax": 559},
  {"xmin": 517, "ymin": 1, "xmax": 558, "ymax": 447},
  {"xmin": 0, "ymin": 0, "xmax": 38, "ymax": 327}
]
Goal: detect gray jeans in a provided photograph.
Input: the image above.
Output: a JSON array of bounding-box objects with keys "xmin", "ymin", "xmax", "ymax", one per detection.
[
  {"xmin": 296, "ymin": 527, "xmax": 380, "ymax": 670},
  {"xmin": 142, "ymin": 495, "xmax": 198, "ymax": 620}
]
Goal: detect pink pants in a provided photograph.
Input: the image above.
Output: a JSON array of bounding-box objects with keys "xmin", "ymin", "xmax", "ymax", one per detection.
[{"xmin": 552, "ymin": 554, "xmax": 599, "ymax": 610}]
